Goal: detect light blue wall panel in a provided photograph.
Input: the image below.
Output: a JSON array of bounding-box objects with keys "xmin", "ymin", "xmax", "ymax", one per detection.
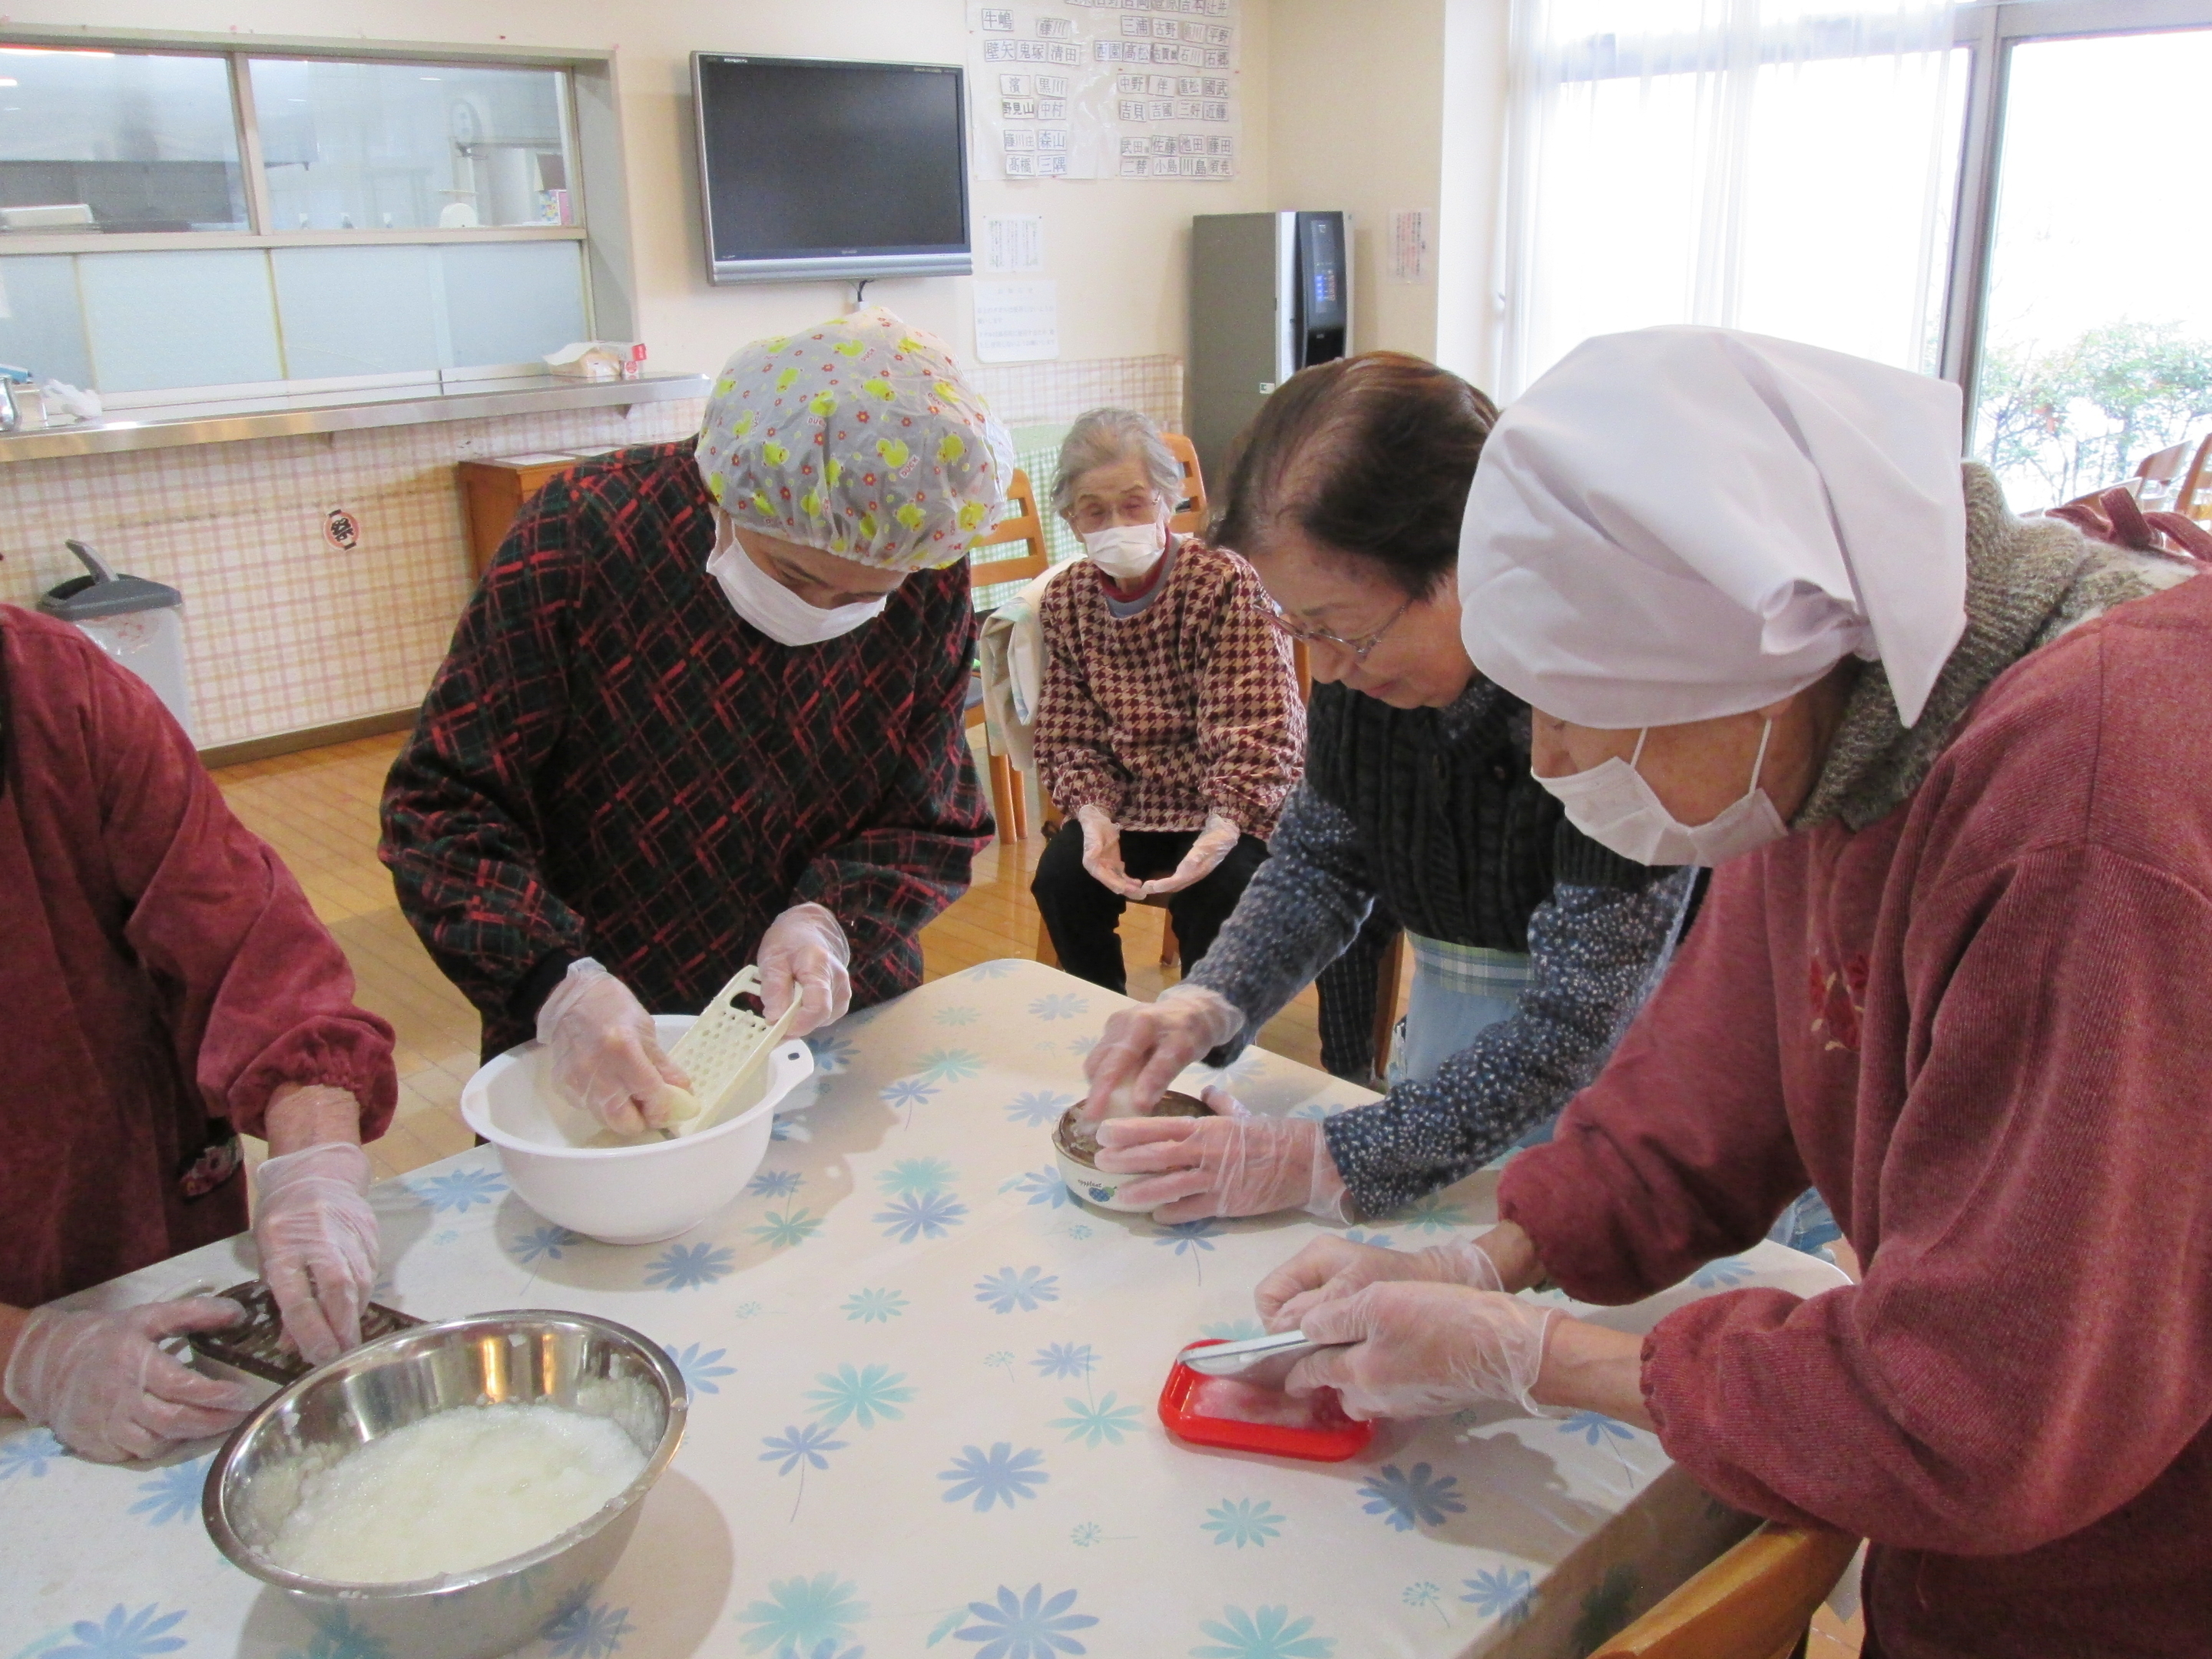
[
  {"xmin": 439, "ymin": 240, "xmax": 587, "ymax": 367},
  {"xmin": 0, "ymin": 257, "xmax": 93, "ymax": 389},
  {"xmin": 271, "ymin": 244, "xmax": 446, "ymax": 378},
  {"xmin": 78, "ymin": 250, "xmax": 283, "ymax": 391}
]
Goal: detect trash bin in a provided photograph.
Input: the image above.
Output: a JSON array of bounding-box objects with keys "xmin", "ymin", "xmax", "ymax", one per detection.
[{"xmin": 40, "ymin": 538, "xmax": 196, "ymax": 740}]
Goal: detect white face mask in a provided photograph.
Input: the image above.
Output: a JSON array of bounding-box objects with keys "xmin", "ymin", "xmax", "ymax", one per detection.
[
  {"xmin": 707, "ymin": 520, "xmax": 889, "ymax": 647},
  {"xmin": 1081, "ymin": 522, "xmax": 1167, "ymax": 582},
  {"xmin": 1537, "ymin": 720, "xmax": 1788, "ymax": 868}
]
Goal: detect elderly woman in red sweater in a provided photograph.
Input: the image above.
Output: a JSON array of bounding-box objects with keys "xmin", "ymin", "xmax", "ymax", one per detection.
[
  {"xmin": 1030, "ymin": 408, "xmax": 1304, "ymax": 992},
  {"xmin": 0, "ymin": 608, "xmax": 397, "ymax": 1463},
  {"xmin": 1255, "ymin": 327, "xmax": 2210, "ymax": 1655}
]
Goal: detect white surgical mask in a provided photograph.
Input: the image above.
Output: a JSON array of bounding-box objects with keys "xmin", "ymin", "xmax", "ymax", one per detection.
[
  {"xmin": 1537, "ymin": 720, "xmax": 1788, "ymax": 868},
  {"xmin": 707, "ymin": 520, "xmax": 888, "ymax": 647},
  {"xmin": 1081, "ymin": 522, "xmax": 1167, "ymax": 582}
]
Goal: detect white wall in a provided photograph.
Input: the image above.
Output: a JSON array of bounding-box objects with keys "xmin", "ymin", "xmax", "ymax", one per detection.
[
  {"xmin": 8, "ymin": 0, "xmax": 1276, "ymax": 376},
  {"xmin": 1267, "ymin": 0, "xmax": 1508, "ymax": 388}
]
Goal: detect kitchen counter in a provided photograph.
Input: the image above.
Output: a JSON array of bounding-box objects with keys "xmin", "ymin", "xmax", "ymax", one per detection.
[{"xmin": 0, "ymin": 370, "xmax": 710, "ymax": 463}]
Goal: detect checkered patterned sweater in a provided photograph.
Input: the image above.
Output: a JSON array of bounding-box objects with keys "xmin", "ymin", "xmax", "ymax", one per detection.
[
  {"xmin": 380, "ymin": 441, "xmax": 990, "ymax": 1056},
  {"xmin": 1033, "ymin": 541, "xmax": 1303, "ymax": 836}
]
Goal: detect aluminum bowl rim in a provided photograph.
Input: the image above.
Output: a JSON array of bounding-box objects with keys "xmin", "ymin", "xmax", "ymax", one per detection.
[{"xmin": 201, "ymin": 1308, "xmax": 687, "ymax": 1598}]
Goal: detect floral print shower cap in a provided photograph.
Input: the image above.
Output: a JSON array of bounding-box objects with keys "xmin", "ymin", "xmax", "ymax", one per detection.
[{"xmin": 695, "ymin": 307, "xmax": 1015, "ymax": 571}]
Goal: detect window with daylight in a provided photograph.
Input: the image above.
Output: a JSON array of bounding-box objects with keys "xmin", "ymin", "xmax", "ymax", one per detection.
[{"xmin": 1496, "ymin": 0, "xmax": 2212, "ymax": 516}]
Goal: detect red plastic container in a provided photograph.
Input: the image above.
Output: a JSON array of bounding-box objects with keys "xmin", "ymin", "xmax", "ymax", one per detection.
[{"xmin": 1157, "ymin": 1339, "xmax": 1375, "ymax": 1462}]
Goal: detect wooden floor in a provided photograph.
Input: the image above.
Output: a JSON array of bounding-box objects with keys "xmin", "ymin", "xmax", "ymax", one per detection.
[
  {"xmin": 209, "ymin": 730, "xmax": 1324, "ymax": 1184},
  {"xmin": 208, "ymin": 730, "xmax": 1862, "ymax": 1657}
]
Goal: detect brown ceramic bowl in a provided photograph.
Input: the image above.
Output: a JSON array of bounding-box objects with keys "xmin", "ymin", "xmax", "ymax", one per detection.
[{"xmin": 1053, "ymin": 1091, "xmax": 1211, "ymax": 1212}]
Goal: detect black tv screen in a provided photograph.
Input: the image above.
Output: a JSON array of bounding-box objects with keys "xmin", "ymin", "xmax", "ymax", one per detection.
[{"xmin": 692, "ymin": 54, "xmax": 971, "ymax": 284}]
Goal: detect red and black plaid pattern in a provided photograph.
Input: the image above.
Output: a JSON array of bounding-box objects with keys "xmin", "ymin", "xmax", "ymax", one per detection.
[
  {"xmin": 379, "ymin": 441, "xmax": 989, "ymax": 1054},
  {"xmin": 1033, "ymin": 541, "xmax": 1304, "ymax": 836}
]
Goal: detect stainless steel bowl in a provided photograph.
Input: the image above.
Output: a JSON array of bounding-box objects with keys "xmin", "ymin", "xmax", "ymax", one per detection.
[{"xmin": 203, "ymin": 1310, "xmax": 686, "ymax": 1659}]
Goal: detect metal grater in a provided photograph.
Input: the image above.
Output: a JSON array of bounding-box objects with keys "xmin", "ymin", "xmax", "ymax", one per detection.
[
  {"xmin": 187, "ymin": 1280, "xmax": 422, "ymax": 1389},
  {"xmin": 662, "ymin": 965, "xmax": 800, "ymax": 1138}
]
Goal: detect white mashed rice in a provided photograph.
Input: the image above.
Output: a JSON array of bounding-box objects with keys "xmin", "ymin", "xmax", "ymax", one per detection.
[{"xmin": 267, "ymin": 1402, "xmax": 646, "ymax": 1582}]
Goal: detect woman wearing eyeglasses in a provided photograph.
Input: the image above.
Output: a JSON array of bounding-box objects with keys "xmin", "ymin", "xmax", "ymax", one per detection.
[
  {"xmin": 1076, "ymin": 353, "xmax": 1694, "ymax": 1227},
  {"xmin": 1028, "ymin": 408, "xmax": 1306, "ymax": 994}
]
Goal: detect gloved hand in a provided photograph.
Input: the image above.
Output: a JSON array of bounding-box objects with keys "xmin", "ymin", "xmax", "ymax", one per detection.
[
  {"xmin": 1094, "ymin": 1086, "xmax": 1348, "ymax": 1223},
  {"xmin": 1142, "ymin": 811, "xmax": 1242, "ymax": 897},
  {"xmin": 1079, "ymin": 983, "xmax": 1243, "ymax": 1121},
  {"xmin": 3, "ymin": 1299, "xmax": 260, "ymax": 1463},
  {"xmin": 537, "ymin": 959, "xmax": 693, "ymax": 1135},
  {"xmin": 1256, "ymin": 1233, "xmax": 1507, "ymax": 1333},
  {"xmin": 757, "ymin": 902, "xmax": 851, "ymax": 1036},
  {"xmin": 1283, "ymin": 1280, "xmax": 1558, "ymax": 1421},
  {"xmin": 253, "ymin": 1136, "xmax": 379, "ymax": 1365},
  {"xmin": 1075, "ymin": 803, "xmax": 1147, "ymax": 900}
]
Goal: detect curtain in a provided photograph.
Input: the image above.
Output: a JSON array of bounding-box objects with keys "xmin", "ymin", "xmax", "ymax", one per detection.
[{"xmin": 1496, "ymin": 0, "xmax": 1962, "ymax": 399}]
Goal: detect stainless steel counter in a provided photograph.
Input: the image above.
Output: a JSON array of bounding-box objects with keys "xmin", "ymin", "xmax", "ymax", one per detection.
[{"xmin": 0, "ymin": 372, "xmax": 710, "ymax": 463}]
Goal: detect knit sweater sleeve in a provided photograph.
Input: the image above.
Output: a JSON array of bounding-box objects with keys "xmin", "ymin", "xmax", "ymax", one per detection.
[
  {"xmin": 788, "ymin": 565, "xmax": 994, "ymax": 1009},
  {"xmin": 379, "ymin": 472, "xmax": 593, "ymax": 1025},
  {"xmin": 1322, "ymin": 870, "xmax": 1693, "ymax": 1219},
  {"xmin": 1031, "ymin": 577, "xmax": 1128, "ymax": 820},
  {"xmin": 1190, "ymin": 553, "xmax": 1305, "ymax": 838},
  {"xmin": 1184, "ymin": 780, "xmax": 1376, "ymax": 1048}
]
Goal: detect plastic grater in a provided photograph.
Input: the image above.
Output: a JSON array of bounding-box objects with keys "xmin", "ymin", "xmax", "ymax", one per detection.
[{"xmin": 661, "ymin": 965, "xmax": 802, "ymax": 1138}]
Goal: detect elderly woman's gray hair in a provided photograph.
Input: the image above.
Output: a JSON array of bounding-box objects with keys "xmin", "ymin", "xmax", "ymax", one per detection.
[{"xmin": 1052, "ymin": 407, "xmax": 1184, "ymax": 520}]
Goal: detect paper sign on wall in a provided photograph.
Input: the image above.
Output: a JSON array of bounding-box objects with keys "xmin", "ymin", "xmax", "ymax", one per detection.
[
  {"xmin": 974, "ymin": 280, "xmax": 1060, "ymax": 363},
  {"xmin": 1390, "ymin": 210, "xmax": 1430, "ymax": 283},
  {"xmin": 982, "ymin": 214, "xmax": 1046, "ymax": 273}
]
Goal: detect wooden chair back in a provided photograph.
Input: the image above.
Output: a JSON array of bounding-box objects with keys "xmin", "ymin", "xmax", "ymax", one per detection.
[
  {"xmin": 970, "ymin": 467, "xmax": 1052, "ymax": 591},
  {"xmin": 1163, "ymin": 430, "xmax": 1210, "ymax": 536},
  {"xmin": 1591, "ymin": 1524, "xmax": 1859, "ymax": 1659},
  {"xmin": 2173, "ymin": 432, "xmax": 2212, "ymax": 522}
]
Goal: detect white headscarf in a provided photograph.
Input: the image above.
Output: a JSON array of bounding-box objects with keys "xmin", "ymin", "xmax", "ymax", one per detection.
[{"xmin": 1458, "ymin": 326, "xmax": 1967, "ymax": 729}]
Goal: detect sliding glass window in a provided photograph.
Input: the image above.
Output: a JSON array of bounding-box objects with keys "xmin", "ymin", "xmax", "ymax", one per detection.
[{"xmin": 0, "ymin": 38, "xmax": 600, "ymax": 402}]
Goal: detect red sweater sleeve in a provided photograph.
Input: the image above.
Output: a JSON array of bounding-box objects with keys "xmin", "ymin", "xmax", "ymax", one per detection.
[
  {"xmin": 65, "ymin": 628, "xmax": 398, "ymax": 1141},
  {"xmin": 1639, "ymin": 844, "xmax": 2212, "ymax": 1554},
  {"xmin": 1499, "ymin": 853, "xmax": 1811, "ymax": 1301}
]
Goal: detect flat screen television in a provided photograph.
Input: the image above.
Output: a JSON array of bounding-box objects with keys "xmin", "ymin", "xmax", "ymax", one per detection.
[{"xmin": 691, "ymin": 53, "xmax": 972, "ymax": 286}]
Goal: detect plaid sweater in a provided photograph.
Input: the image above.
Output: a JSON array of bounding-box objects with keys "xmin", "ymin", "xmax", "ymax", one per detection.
[
  {"xmin": 380, "ymin": 441, "xmax": 989, "ymax": 1055},
  {"xmin": 1033, "ymin": 541, "xmax": 1303, "ymax": 836}
]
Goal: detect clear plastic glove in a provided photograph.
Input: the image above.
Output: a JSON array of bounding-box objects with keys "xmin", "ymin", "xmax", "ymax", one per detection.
[
  {"xmin": 757, "ymin": 902, "xmax": 851, "ymax": 1036},
  {"xmin": 1079, "ymin": 983, "xmax": 1243, "ymax": 1121},
  {"xmin": 1256, "ymin": 1233, "xmax": 1505, "ymax": 1333},
  {"xmin": 253, "ymin": 1137, "xmax": 379, "ymax": 1366},
  {"xmin": 1075, "ymin": 803, "xmax": 1147, "ymax": 899},
  {"xmin": 1094, "ymin": 1085, "xmax": 1348, "ymax": 1223},
  {"xmin": 1285, "ymin": 1281, "xmax": 1558, "ymax": 1421},
  {"xmin": 537, "ymin": 959, "xmax": 693, "ymax": 1135},
  {"xmin": 1142, "ymin": 811, "xmax": 1242, "ymax": 897},
  {"xmin": 3, "ymin": 1299, "xmax": 260, "ymax": 1463}
]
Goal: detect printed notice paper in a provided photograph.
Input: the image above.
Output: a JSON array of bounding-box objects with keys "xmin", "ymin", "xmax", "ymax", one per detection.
[
  {"xmin": 974, "ymin": 280, "xmax": 1060, "ymax": 363},
  {"xmin": 982, "ymin": 214, "xmax": 1046, "ymax": 273},
  {"xmin": 969, "ymin": 0, "xmax": 1240, "ymax": 181}
]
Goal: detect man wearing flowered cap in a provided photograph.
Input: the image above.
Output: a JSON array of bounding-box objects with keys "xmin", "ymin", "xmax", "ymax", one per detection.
[{"xmin": 382, "ymin": 310, "xmax": 1015, "ymax": 1133}]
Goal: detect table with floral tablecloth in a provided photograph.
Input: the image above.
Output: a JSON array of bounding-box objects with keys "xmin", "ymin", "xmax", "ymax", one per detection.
[{"xmin": 0, "ymin": 959, "xmax": 1844, "ymax": 1659}]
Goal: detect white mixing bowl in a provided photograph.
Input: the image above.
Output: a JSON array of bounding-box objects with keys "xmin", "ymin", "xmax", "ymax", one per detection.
[{"xmin": 461, "ymin": 1015, "xmax": 813, "ymax": 1245}]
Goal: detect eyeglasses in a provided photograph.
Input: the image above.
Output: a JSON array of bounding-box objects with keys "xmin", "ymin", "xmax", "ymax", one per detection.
[
  {"xmin": 1250, "ymin": 588, "xmax": 1412, "ymax": 663},
  {"xmin": 1067, "ymin": 492, "xmax": 1168, "ymax": 535}
]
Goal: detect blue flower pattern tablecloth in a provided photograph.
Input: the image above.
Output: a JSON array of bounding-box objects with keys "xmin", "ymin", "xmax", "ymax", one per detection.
[{"xmin": 0, "ymin": 960, "xmax": 1845, "ymax": 1659}]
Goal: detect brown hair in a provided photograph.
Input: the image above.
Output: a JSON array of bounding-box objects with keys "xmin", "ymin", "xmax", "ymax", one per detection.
[{"xmin": 1213, "ymin": 352, "xmax": 1500, "ymax": 601}]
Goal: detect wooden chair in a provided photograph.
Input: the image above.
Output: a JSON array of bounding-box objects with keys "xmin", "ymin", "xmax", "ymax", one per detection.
[
  {"xmin": 2173, "ymin": 432, "xmax": 2212, "ymax": 522},
  {"xmin": 969, "ymin": 468, "xmax": 1055, "ymax": 843},
  {"xmin": 1590, "ymin": 1524, "xmax": 1859, "ymax": 1659},
  {"xmin": 2133, "ymin": 438, "xmax": 2197, "ymax": 512},
  {"xmin": 1162, "ymin": 429, "xmax": 1210, "ymax": 535}
]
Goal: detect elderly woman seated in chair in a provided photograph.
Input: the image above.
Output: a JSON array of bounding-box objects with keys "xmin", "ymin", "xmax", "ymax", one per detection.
[{"xmin": 1030, "ymin": 408, "xmax": 1304, "ymax": 994}]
